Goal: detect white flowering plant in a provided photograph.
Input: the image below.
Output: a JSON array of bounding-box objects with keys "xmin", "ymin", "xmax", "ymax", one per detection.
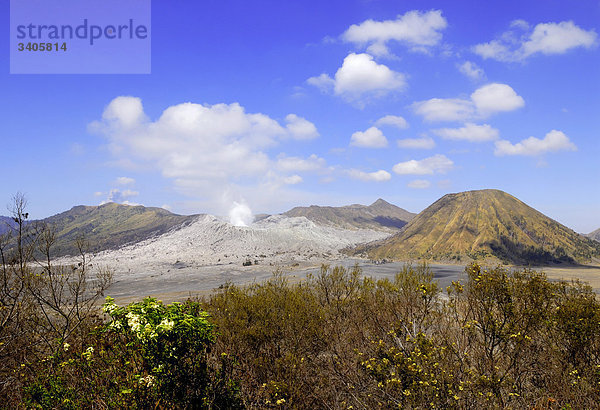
[{"xmin": 100, "ymin": 296, "xmax": 236, "ymax": 406}]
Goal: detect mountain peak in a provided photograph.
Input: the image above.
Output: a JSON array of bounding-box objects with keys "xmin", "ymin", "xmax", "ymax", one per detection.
[
  {"xmin": 356, "ymin": 189, "xmax": 600, "ymax": 264},
  {"xmin": 370, "ymin": 198, "xmax": 391, "ymax": 207},
  {"xmin": 284, "ymin": 200, "xmax": 415, "ymax": 231}
]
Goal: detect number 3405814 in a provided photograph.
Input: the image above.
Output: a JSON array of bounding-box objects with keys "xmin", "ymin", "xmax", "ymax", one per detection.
[{"xmin": 17, "ymin": 42, "xmax": 67, "ymax": 51}]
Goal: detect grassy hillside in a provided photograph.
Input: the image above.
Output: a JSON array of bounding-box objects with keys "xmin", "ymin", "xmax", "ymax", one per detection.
[
  {"xmin": 356, "ymin": 189, "xmax": 600, "ymax": 264},
  {"xmin": 284, "ymin": 198, "xmax": 415, "ymax": 231},
  {"xmin": 41, "ymin": 202, "xmax": 198, "ymax": 256}
]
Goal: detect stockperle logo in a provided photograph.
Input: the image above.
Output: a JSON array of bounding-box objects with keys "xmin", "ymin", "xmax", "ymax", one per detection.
[{"xmin": 10, "ymin": 0, "xmax": 151, "ymax": 74}]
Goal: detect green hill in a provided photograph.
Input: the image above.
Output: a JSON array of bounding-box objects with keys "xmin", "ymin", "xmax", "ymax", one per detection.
[
  {"xmin": 40, "ymin": 203, "xmax": 198, "ymax": 257},
  {"xmin": 355, "ymin": 189, "xmax": 600, "ymax": 264},
  {"xmin": 284, "ymin": 198, "xmax": 415, "ymax": 231}
]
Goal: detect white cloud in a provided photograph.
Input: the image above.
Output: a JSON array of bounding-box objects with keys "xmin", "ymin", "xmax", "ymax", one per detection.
[
  {"xmin": 471, "ymin": 83, "xmax": 525, "ymax": 115},
  {"xmin": 306, "ymin": 73, "xmax": 335, "ymax": 90},
  {"xmin": 283, "ymin": 175, "xmax": 303, "ymax": 185},
  {"xmin": 350, "ymin": 126, "xmax": 388, "ymax": 148},
  {"xmin": 523, "ymin": 21, "xmax": 597, "ymax": 56},
  {"xmin": 375, "ymin": 115, "xmax": 409, "ymax": 129},
  {"xmin": 101, "ymin": 96, "xmax": 147, "ymax": 128},
  {"xmin": 392, "ymin": 154, "xmax": 454, "ymax": 175},
  {"xmin": 494, "ymin": 130, "xmax": 577, "ymax": 156},
  {"xmin": 433, "ymin": 123, "xmax": 499, "ymax": 142},
  {"xmin": 342, "ymin": 10, "xmax": 447, "ymax": 56},
  {"xmin": 307, "ymin": 53, "xmax": 406, "ymax": 103},
  {"xmin": 92, "ymin": 97, "xmax": 325, "ymax": 215},
  {"xmin": 115, "ymin": 176, "xmax": 135, "ymax": 185},
  {"xmin": 413, "ymin": 83, "xmax": 524, "ymax": 122},
  {"xmin": 413, "ymin": 98, "xmax": 475, "ymax": 122},
  {"xmin": 473, "ymin": 20, "xmax": 597, "ymax": 62},
  {"xmin": 458, "ymin": 61, "xmax": 485, "ymax": 80},
  {"xmin": 276, "ymin": 154, "xmax": 326, "ymax": 172},
  {"xmin": 407, "ymin": 179, "xmax": 431, "ymax": 189},
  {"xmin": 285, "ymin": 114, "xmax": 319, "ymax": 140},
  {"xmin": 396, "ymin": 137, "xmax": 436, "ymax": 149},
  {"xmin": 348, "ymin": 169, "xmax": 391, "ymax": 182}
]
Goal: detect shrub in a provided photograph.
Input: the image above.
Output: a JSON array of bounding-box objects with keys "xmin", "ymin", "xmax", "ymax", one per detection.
[{"xmin": 21, "ymin": 297, "xmax": 241, "ymax": 408}]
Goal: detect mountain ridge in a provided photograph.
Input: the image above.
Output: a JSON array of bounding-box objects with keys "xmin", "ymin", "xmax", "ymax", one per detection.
[
  {"xmin": 353, "ymin": 189, "xmax": 600, "ymax": 265},
  {"xmin": 284, "ymin": 198, "xmax": 415, "ymax": 231},
  {"xmin": 11, "ymin": 202, "xmax": 199, "ymax": 257}
]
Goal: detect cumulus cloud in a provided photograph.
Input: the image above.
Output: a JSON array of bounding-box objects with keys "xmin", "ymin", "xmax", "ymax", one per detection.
[
  {"xmin": 413, "ymin": 83, "xmax": 524, "ymax": 122},
  {"xmin": 91, "ymin": 97, "xmax": 324, "ymax": 214},
  {"xmin": 342, "ymin": 10, "xmax": 447, "ymax": 57},
  {"xmin": 285, "ymin": 114, "xmax": 319, "ymax": 140},
  {"xmin": 433, "ymin": 123, "xmax": 499, "ymax": 142},
  {"xmin": 396, "ymin": 137, "xmax": 436, "ymax": 149},
  {"xmin": 307, "ymin": 53, "xmax": 406, "ymax": 104},
  {"xmin": 407, "ymin": 179, "xmax": 431, "ymax": 189},
  {"xmin": 101, "ymin": 96, "xmax": 147, "ymax": 128},
  {"xmin": 115, "ymin": 176, "xmax": 135, "ymax": 185},
  {"xmin": 494, "ymin": 130, "xmax": 577, "ymax": 156},
  {"xmin": 348, "ymin": 169, "xmax": 391, "ymax": 182},
  {"xmin": 471, "ymin": 83, "xmax": 525, "ymax": 115},
  {"xmin": 473, "ymin": 20, "xmax": 597, "ymax": 62},
  {"xmin": 392, "ymin": 154, "xmax": 454, "ymax": 175},
  {"xmin": 458, "ymin": 61, "xmax": 485, "ymax": 80},
  {"xmin": 375, "ymin": 115, "xmax": 409, "ymax": 129},
  {"xmin": 350, "ymin": 126, "xmax": 388, "ymax": 148}
]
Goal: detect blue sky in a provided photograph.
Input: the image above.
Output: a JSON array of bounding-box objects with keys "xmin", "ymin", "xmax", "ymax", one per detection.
[{"xmin": 1, "ymin": 0, "xmax": 599, "ymax": 233}]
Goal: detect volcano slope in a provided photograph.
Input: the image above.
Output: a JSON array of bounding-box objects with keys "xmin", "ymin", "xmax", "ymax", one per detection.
[
  {"xmin": 284, "ymin": 198, "xmax": 415, "ymax": 231},
  {"xmin": 40, "ymin": 203, "xmax": 198, "ymax": 256},
  {"xmin": 354, "ymin": 189, "xmax": 600, "ymax": 265},
  {"xmin": 81, "ymin": 214, "xmax": 391, "ymax": 276}
]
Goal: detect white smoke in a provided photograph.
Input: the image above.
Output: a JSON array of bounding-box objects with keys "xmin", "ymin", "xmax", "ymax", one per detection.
[{"xmin": 229, "ymin": 201, "xmax": 254, "ymax": 227}]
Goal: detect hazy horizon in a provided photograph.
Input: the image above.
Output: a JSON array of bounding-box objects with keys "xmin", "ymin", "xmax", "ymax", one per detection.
[{"xmin": 2, "ymin": 0, "xmax": 599, "ymax": 233}]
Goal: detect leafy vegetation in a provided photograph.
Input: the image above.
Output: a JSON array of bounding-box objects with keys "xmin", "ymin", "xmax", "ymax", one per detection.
[
  {"xmin": 200, "ymin": 263, "xmax": 600, "ymax": 408},
  {"xmin": 6, "ymin": 261, "xmax": 600, "ymax": 407},
  {"xmin": 20, "ymin": 297, "xmax": 240, "ymax": 408},
  {"xmin": 3, "ymin": 194, "xmax": 600, "ymax": 408}
]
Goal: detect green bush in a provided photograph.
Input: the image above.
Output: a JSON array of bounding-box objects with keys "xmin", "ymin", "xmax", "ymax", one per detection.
[
  {"xmin": 14, "ymin": 263, "xmax": 600, "ymax": 408},
  {"xmin": 21, "ymin": 297, "xmax": 241, "ymax": 409},
  {"xmin": 203, "ymin": 263, "xmax": 600, "ymax": 408}
]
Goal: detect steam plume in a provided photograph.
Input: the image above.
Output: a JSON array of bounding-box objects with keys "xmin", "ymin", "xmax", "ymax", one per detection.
[{"xmin": 229, "ymin": 201, "xmax": 254, "ymax": 226}]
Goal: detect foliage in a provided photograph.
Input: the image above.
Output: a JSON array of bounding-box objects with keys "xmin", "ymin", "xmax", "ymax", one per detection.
[
  {"xmin": 0, "ymin": 193, "xmax": 112, "ymax": 402},
  {"xmin": 203, "ymin": 263, "xmax": 600, "ymax": 408},
  {"xmin": 21, "ymin": 297, "xmax": 241, "ymax": 408},
  {"xmin": 3, "ymin": 194, "xmax": 600, "ymax": 408}
]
